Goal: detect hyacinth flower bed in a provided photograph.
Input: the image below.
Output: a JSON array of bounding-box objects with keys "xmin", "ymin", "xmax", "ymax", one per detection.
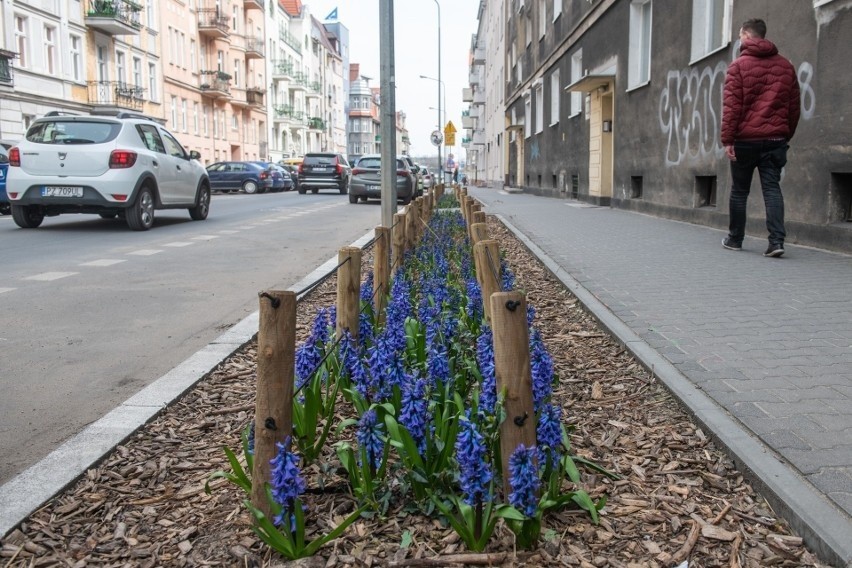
[{"xmin": 215, "ymin": 197, "xmax": 609, "ymax": 560}]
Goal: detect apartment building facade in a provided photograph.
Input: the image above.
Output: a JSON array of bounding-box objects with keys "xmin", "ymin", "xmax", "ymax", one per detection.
[{"xmin": 468, "ymin": 0, "xmax": 852, "ymax": 253}]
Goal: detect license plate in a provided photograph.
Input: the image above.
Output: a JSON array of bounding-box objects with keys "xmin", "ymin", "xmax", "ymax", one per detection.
[
  {"xmin": 42, "ymin": 186, "xmax": 84, "ymax": 198},
  {"xmin": 313, "ymin": 167, "xmax": 327, "ymax": 172},
  {"xmin": 368, "ymin": 185, "xmax": 380, "ymax": 191}
]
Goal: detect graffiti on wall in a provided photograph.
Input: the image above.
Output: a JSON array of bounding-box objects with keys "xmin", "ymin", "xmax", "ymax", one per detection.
[{"xmin": 658, "ymin": 58, "xmax": 816, "ymax": 167}]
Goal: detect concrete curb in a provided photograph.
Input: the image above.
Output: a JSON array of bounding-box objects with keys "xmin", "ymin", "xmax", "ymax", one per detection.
[
  {"xmin": 495, "ymin": 213, "xmax": 852, "ymax": 568},
  {"xmin": 0, "ymin": 230, "xmax": 377, "ymax": 539}
]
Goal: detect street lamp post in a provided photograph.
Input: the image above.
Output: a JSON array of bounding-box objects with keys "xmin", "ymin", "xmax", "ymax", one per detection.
[
  {"xmin": 419, "ymin": 74, "xmax": 446, "ymax": 181},
  {"xmin": 427, "ymin": 0, "xmax": 441, "ymax": 184}
]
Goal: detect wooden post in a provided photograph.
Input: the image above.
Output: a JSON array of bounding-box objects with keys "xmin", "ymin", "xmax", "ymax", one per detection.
[
  {"xmin": 490, "ymin": 291, "xmax": 537, "ymax": 498},
  {"xmin": 419, "ymin": 196, "xmax": 429, "ymax": 232},
  {"xmin": 336, "ymin": 246, "xmax": 362, "ymax": 340},
  {"xmin": 473, "ymin": 210, "xmax": 486, "ymax": 226},
  {"xmin": 405, "ymin": 205, "xmax": 417, "ymax": 250},
  {"xmin": 374, "ymin": 226, "xmax": 390, "ymax": 326},
  {"xmin": 392, "ymin": 212, "xmax": 406, "ymax": 277},
  {"xmin": 470, "ymin": 222, "xmax": 489, "ymax": 245},
  {"xmin": 252, "ymin": 290, "xmax": 296, "ymax": 519},
  {"xmin": 468, "ymin": 203, "xmax": 482, "ymax": 240},
  {"xmin": 473, "ymin": 239, "xmax": 501, "ymax": 322}
]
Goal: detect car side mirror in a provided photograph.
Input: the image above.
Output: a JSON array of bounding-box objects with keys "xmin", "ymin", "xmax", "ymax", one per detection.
[{"xmin": 189, "ymin": 150, "xmax": 201, "ymax": 160}]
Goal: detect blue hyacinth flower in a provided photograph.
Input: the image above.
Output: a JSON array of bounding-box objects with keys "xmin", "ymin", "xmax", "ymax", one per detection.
[{"xmin": 508, "ymin": 444, "xmax": 540, "ymax": 518}]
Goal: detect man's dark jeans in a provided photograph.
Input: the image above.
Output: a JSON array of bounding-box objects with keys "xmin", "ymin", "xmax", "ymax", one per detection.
[{"xmin": 728, "ymin": 139, "xmax": 788, "ymax": 246}]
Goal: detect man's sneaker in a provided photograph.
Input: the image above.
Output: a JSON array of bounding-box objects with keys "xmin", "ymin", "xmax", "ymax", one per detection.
[
  {"xmin": 722, "ymin": 237, "xmax": 742, "ymax": 251},
  {"xmin": 764, "ymin": 243, "xmax": 785, "ymax": 257}
]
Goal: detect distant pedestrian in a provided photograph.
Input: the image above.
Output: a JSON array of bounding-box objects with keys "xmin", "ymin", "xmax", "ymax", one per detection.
[
  {"xmin": 721, "ymin": 18, "xmax": 800, "ymax": 258},
  {"xmin": 453, "ymin": 167, "xmax": 459, "ymax": 184}
]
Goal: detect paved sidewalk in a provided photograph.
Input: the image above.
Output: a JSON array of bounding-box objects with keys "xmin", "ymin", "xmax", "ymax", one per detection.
[{"xmin": 471, "ymin": 187, "xmax": 852, "ymax": 566}]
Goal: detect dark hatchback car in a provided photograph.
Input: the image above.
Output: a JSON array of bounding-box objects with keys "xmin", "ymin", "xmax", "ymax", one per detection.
[
  {"xmin": 297, "ymin": 152, "xmax": 351, "ymax": 194},
  {"xmin": 252, "ymin": 162, "xmax": 293, "ymax": 192},
  {"xmin": 349, "ymin": 155, "xmax": 415, "ymax": 205},
  {"xmin": 206, "ymin": 161, "xmax": 273, "ymax": 194}
]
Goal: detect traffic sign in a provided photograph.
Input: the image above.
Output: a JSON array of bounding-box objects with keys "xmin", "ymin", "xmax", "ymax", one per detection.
[
  {"xmin": 445, "ymin": 132, "xmax": 455, "ymax": 146},
  {"xmin": 430, "ymin": 130, "xmax": 443, "ymax": 146},
  {"xmin": 444, "ymin": 121, "xmax": 457, "ymax": 135}
]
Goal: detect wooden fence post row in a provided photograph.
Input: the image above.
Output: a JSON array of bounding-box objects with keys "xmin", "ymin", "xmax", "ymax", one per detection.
[
  {"xmin": 336, "ymin": 246, "xmax": 362, "ymax": 341},
  {"xmin": 473, "ymin": 239, "xmax": 501, "ymax": 323},
  {"xmin": 252, "ymin": 290, "xmax": 297, "ymax": 519},
  {"xmin": 490, "ymin": 291, "xmax": 537, "ymax": 498},
  {"xmin": 374, "ymin": 226, "xmax": 390, "ymax": 326},
  {"xmin": 392, "ymin": 212, "xmax": 406, "ymax": 278}
]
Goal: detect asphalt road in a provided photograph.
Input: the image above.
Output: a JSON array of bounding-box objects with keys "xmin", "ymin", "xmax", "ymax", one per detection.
[{"xmin": 0, "ymin": 190, "xmax": 381, "ymax": 485}]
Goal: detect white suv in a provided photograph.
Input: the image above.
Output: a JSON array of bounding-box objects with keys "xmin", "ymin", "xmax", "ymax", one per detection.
[{"xmin": 6, "ymin": 111, "xmax": 210, "ymax": 231}]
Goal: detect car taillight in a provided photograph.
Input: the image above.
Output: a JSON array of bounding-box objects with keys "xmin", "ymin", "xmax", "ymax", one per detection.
[
  {"xmin": 260, "ymin": 171, "xmax": 269, "ymax": 179},
  {"xmin": 298, "ymin": 163, "xmax": 304, "ymax": 174},
  {"xmin": 396, "ymin": 170, "xmax": 408, "ymax": 177},
  {"xmin": 109, "ymin": 150, "xmax": 137, "ymax": 169},
  {"xmin": 335, "ymin": 157, "xmax": 343, "ymax": 175},
  {"xmin": 9, "ymin": 147, "xmax": 20, "ymax": 167}
]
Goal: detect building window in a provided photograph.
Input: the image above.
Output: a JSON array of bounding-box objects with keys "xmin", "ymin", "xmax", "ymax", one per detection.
[
  {"xmin": 148, "ymin": 62, "xmax": 158, "ymax": 102},
  {"xmin": 14, "ymin": 16, "xmax": 28, "ymax": 68},
  {"xmin": 0, "ymin": 55, "xmax": 12, "ymax": 85},
  {"xmin": 233, "ymin": 59, "xmax": 240, "ymax": 87},
  {"xmin": 570, "ymin": 49, "xmax": 583, "ymax": 116},
  {"xmin": 691, "ymin": 0, "xmax": 731, "ymax": 60},
  {"xmin": 534, "ymin": 83, "xmax": 544, "ymax": 133},
  {"xmin": 628, "ymin": 0, "xmax": 652, "ymax": 88},
  {"xmin": 170, "ymin": 96, "xmax": 178, "ymax": 129},
  {"xmin": 553, "ymin": 0, "xmax": 562, "ymax": 21},
  {"xmin": 146, "ymin": 1, "xmax": 156, "ymax": 30},
  {"xmin": 190, "ymin": 40, "xmax": 197, "ymax": 73},
  {"xmin": 538, "ymin": 0, "xmax": 546, "ymax": 38},
  {"xmin": 70, "ymin": 35, "xmax": 82, "ymax": 81},
  {"xmin": 524, "ymin": 95, "xmax": 531, "ymax": 138},
  {"xmin": 550, "ymin": 69, "xmax": 560, "ymax": 125},
  {"xmin": 203, "ymin": 105, "xmax": 209, "ymax": 136},
  {"xmin": 525, "ymin": 13, "xmax": 532, "ymax": 46},
  {"xmin": 44, "ymin": 25, "xmax": 56, "ymax": 75},
  {"xmin": 181, "ymin": 98, "xmax": 187, "ymax": 132},
  {"xmin": 133, "ymin": 57, "xmax": 142, "ymax": 89},
  {"xmin": 232, "ymin": 113, "xmax": 238, "ymax": 131},
  {"xmin": 193, "ymin": 102, "xmax": 199, "ymax": 134},
  {"xmin": 116, "ymin": 51, "xmax": 126, "ymax": 87}
]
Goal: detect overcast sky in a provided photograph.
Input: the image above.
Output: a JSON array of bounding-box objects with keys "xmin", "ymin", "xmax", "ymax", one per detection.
[{"xmin": 304, "ymin": 0, "xmax": 480, "ymax": 163}]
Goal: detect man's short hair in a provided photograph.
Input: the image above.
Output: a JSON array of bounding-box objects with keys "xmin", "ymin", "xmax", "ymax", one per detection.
[{"xmin": 741, "ymin": 19, "xmax": 767, "ymax": 39}]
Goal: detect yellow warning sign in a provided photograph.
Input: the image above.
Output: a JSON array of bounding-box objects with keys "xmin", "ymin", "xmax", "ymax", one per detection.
[
  {"xmin": 444, "ymin": 121, "xmax": 457, "ymax": 135},
  {"xmin": 445, "ymin": 132, "xmax": 455, "ymax": 146}
]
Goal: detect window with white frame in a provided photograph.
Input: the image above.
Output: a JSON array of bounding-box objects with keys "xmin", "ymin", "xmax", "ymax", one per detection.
[
  {"xmin": 179, "ymin": 32, "xmax": 186, "ymax": 68},
  {"xmin": 193, "ymin": 102, "xmax": 199, "ymax": 134},
  {"xmin": 70, "ymin": 35, "xmax": 82, "ymax": 81},
  {"xmin": 691, "ymin": 0, "xmax": 731, "ymax": 61},
  {"xmin": 232, "ymin": 113, "xmax": 238, "ymax": 131},
  {"xmin": 148, "ymin": 62, "xmax": 158, "ymax": 102},
  {"xmin": 524, "ymin": 95, "xmax": 531, "ymax": 138},
  {"xmin": 190, "ymin": 40, "xmax": 197, "ymax": 72},
  {"xmin": 534, "ymin": 82, "xmax": 544, "ymax": 133},
  {"xmin": 539, "ymin": 0, "xmax": 546, "ymax": 38},
  {"xmin": 14, "ymin": 16, "xmax": 28, "ymax": 68},
  {"xmin": 553, "ymin": 0, "xmax": 562, "ymax": 20},
  {"xmin": 171, "ymin": 96, "xmax": 178, "ymax": 129},
  {"xmin": 233, "ymin": 59, "xmax": 240, "ymax": 86},
  {"xmin": 550, "ymin": 69, "xmax": 560, "ymax": 126},
  {"xmin": 146, "ymin": 1, "xmax": 155, "ymax": 30},
  {"xmin": 212, "ymin": 109, "xmax": 218, "ymax": 138},
  {"xmin": 203, "ymin": 105, "xmax": 208, "ymax": 136},
  {"xmin": 570, "ymin": 49, "xmax": 583, "ymax": 116},
  {"xmin": 232, "ymin": 5, "xmax": 239, "ymax": 32},
  {"xmin": 44, "ymin": 25, "xmax": 56, "ymax": 75},
  {"xmin": 116, "ymin": 51, "xmax": 126, "ymax": 87},
  {"xmin": 628, "ymin": 0, "xmax": 652, "ymax": 88},
  {"xmin": 133, "ymin": 57, "xmax": 142, "ymax": 88},
  {"xmin": 181, "ymin": 99, "xmax": 187, "ymax": 132},
  {"xmin": 525, "ymin": 12, "xmax": 532, "ymax": 46}
]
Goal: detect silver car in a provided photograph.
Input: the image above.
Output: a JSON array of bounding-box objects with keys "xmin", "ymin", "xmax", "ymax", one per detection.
[
  {"xmin": 348, "ymin": 155, "xmax": 415, "ymax": 205},
  {"xmin": 6, "ymin": 110, "xmax": 210, "ymax": 230}
]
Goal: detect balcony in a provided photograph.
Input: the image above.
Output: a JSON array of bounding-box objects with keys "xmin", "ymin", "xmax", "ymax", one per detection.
[
  {"xmin": 306, "ymin": 81, "xmax": 322, "ymax": 98},
  {"xmin": 246, "ymin": 87, "xmax": 265, "ymax": 107},
  {"xmin": 272, "ymin": 104, "xmax": 294, "ymax": 122},
  {"xmin": 473, "ymin": 46, "xmax": 486, "ymax": 64},
  {"xmin": 199, "ymin": 71, "xmax": 231, "ymax": 99},
  {"xmin": 469, "ymin": 68, "xmax": 480, "ymax": 86},
  {"xmin": 0, "ymin": 50, "xmax": 15, "ymax": 87},
  {"xmin": 462, "ymin": 115, "xmax": 474, "ymax": 129},
  {"xmin": 245, "ymin": 36, "xmax": 265, "ymax": 59},
  {"xmin": 271, "ymin": 60, "xmax": 294, "ymax": 79},
  {"xmin": 461, "ymin": 136, "xmax": 472, "ymax": 149},
  {"xmin": 85, "ymin": 0, "xmax": 142, "ymax": 36},
  {"xmin": 473, "ymin": 129, "xmax": 485, "ymax": 145},
  {"xmin": 280, "ymin": 29, "xmax": 302, "ymax": 54},
  {"xmin": 473, "ymin": 88, "xmax": 485, "ymax": 106},
  {"xmin": 469, "ymin": 104, "xmax": 482, "ymax": 118},
  {"xmin": 244, "ymin": 0, "xmax": 264, "ymax": 11},
  {"xmin": 88, "ymin": 81, "xmax": 145, "ymax": 110},
  {"xmin": 462, "ymin": 87, "xmax": 473, "ymax": 102},
  {"xmin": 289, "ymin": 72, "xmax": 307, "ymax": 91},
  {"xmin": 198, "ymin": 9, "xmax": 230, "ymax": 39},
  {"xmin": 307, "ymin": 117, "xmax": 325, "ymax": 131}
]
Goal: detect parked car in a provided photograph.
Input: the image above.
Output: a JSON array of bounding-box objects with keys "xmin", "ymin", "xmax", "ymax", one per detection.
[
  {"xmin": 251, "ymin": 162, "xmax": 294, "ymax": 192},
  {"xmin": 5, "ymin": 110, "xmax": 209, "ymax": 230},
  {"xmin": 349, "ymin": 154, "xmax": 416, "ymax": 205},
  {"xmin": 421, "ymin": 166, "xmax": 434, "ymax": 190},
  {"xmin": 206, "ymin": 161, "xmax": 276, "ymax": 194},
  {"xmin": 281, "ymin": 163, "xmax": 301, "ymax": 193},
  {"xmin": 401, "ymin": 155, "xmax": 424, "ymax": 197},
  {"xmin": 297, "ymin": 152, "xmax": 351, "ymax": 194},
  {"xmin": 0, "ymin": 146, "xmax": 9, "ymax": 215}
]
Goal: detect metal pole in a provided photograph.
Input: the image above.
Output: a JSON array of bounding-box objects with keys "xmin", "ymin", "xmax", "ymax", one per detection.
[
  {"xmin": 380, "ymin": 0, "xmax": 397, "ymax": 227},
  {"xmin": 433, "ymin": 0, "xmax": 442, "ymax": 184}
]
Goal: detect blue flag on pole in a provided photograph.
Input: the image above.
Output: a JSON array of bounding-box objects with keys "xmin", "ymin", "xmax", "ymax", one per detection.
[{"xmin": 325, "ymin": 7, "xmax": 338, "ymax": 20}]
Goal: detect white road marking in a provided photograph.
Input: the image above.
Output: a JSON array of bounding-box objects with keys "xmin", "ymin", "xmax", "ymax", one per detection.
[
  {"xmin": 164, "ymin": 241, "xmax": 194, "ymax": 247},
  {"xmin": 24, "ymin": 272, "xmax": 78, "ymax": 281},
  {"xmin": 0, "ymin": 288, "xmax": 15, "ymax": 294},
  {"xmin": 79, "ymin": 259, "xmax": 127, "ymax": 267},
  {"xmin": 218, "ymin": 230, "xmax": 240, "ymax": 234},
  {"xmin": 192, "ymin": 235, "xmax": 219, "ymax": 240},
  {"xmin": 127, "ymin": 249, "xmax": 163, "ymax": 256}
]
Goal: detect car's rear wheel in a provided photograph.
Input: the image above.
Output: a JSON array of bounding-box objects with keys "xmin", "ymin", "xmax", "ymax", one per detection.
[
  {"xmin": 243, "ymin": 180, "xmax": 258, "ymax": 194},
  {"xmin": 126, "ymin": 186, "xmax": 155, "ymax": 231},
  {"xmin": 339, "ymin": 181, "xmax": 348, "ymax": 195},
  {"xmin": 11, "ymin": 205, "xmax": 44, "ymax": 228},
  {"xmin": 189, "ymin": 184, "xmax": 210, "ymax": 221},
  {"xmin": 349, "ymin": 193, "xmax": 358, "ymax": 204},
  {"xmin": 298, "ymin": 186, "xmax": 306, "ymax": 194}
]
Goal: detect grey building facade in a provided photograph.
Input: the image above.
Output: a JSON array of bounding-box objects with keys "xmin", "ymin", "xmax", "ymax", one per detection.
[{"xmin": 491, "ymin": 0, "xmax": 852, "ymax": 253}]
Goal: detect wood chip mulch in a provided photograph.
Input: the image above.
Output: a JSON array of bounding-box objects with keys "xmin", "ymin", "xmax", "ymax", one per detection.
[{"xmin": 0, "ymin": 215, "xmax": 827, "ymax": 568}]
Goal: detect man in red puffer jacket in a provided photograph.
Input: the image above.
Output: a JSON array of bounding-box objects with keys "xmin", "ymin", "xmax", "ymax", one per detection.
[{"xmin": 721, "ymin": 18, "xmax": 800, "ymax": 258}]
